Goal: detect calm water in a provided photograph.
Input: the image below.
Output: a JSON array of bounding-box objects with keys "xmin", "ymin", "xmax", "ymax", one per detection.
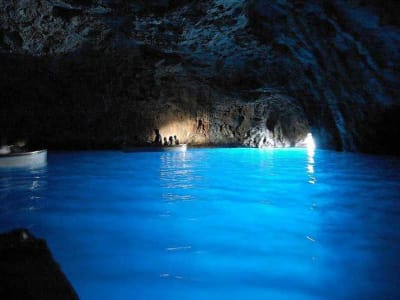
[{"xmin": 1, "ymin": 148, "xmax": 400, "ymax": 299}]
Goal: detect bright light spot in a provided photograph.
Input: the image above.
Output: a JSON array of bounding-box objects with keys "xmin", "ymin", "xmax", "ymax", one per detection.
[
  {"xmin": 305, "ymin": 133, "xmax": 316, "ymax": 158},
  {"xmin": 306, "ymin": 132, "xmax": 316, "ymax": 182},
  {"xmin": 305, "ymin": 133, "xmax": 315, "ymax": 151},
  {"xmin": 307, "ymin": 165, "xmax": 315, "ymax": 175},
  {"xmin": 306, "ymin": 235, "xmax": 316, "ymax": 242},
  {"xmin": 166, "ymin": 246, "xmax": 192, "ymax": 251}
]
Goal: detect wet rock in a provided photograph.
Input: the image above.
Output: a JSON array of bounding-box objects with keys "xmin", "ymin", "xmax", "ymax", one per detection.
[
  {"xmin": 210, "ymin": 95, "xmax": 309, "ymax": 147},
  {"xmin": 0, "ymin": 229, "xmax": 79, "ymax": 300}
]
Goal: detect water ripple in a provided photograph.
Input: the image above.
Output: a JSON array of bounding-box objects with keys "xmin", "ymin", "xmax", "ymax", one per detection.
[{"xmin": 0, "ymin": 149, "xmax": 399, "ymax": 299}]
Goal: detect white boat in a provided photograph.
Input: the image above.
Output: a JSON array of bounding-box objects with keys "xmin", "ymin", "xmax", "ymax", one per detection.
[
  {"xmin": 0, "ymin": 150, "xmax": 47, "ymax": 168},
  {"xmin": 123, "ymin": 144, "xmax": 187, "ymax": 153}
]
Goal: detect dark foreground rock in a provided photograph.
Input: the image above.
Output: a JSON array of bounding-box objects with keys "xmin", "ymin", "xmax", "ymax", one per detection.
[{"xmin": 0, "ymin": 229, "xmax": 79, "ymax": 300}]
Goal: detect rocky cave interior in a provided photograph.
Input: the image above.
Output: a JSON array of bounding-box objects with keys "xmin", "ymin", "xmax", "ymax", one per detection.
[
  {"xmin": 0, "ymin": 1, "xmax": 400, "ymax": 299},
  {"xmin": 0, "ymin": 0, "xmax": 399, "ymax": 154}
]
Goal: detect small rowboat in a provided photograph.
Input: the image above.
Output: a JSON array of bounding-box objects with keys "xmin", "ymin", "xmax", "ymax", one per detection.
[
  {"xmin": 0, "ymin": 150, "xmax": 47, "ymax": 168},
  {"xmin": 123, "ymin": 144, "xmax": 187, "ymax": 153}
]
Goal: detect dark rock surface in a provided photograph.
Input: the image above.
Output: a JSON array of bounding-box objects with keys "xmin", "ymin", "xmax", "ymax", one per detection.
[
  {"xmin": 0, "ymin": 229, "xmax": 79, "ymax": 299},
  {"xmin": 0, "ymin": 0, "xmax": 399, "ymax": 153}
]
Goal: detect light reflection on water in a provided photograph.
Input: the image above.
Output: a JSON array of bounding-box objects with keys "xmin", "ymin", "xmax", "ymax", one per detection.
[
  {"xmin": 0, "ymin": 166, "xmax": 47, "ymax": 219},
  {"xmin": 0, "ymin": 149, "xmax": 399, "ymax": 300},
  {"xmin": 160, "ymin": 151, "xmax": 196, "ymax": 203}
]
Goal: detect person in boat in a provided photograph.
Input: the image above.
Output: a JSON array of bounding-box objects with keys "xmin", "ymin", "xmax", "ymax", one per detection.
[
  {"xmin": 10, "ymin": 139, "xmax": 27, "ymax": 153},
  {"xmin": 168, "ymin": 136, "xmax": 173, "ymax": 146},
  {"xmin": 163, "ymin": 137, "xmax": 168, "ymax": 146},
  {"xmin": 0, "ymin": 137, "xmax": 11, "ymax": 154},
  {"xmin": 0, "ymin": 145, "xmax": 10, "ymax": 155},
  {"xmin": 153, "ymin": 129, "xmax": 162, "ymax": 145},
  {"xmin": 174, "ymin": 135, "xmax": 180, "ymax": 145}
]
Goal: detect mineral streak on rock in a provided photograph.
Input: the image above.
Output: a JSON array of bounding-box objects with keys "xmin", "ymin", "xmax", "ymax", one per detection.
[
  {"xmin": 0, "ymin": 229, "xmax": 79, "ymax": 300},
  {"xmin": 0, "ymin": 0, "xmax": 399, "ymax": 153}
]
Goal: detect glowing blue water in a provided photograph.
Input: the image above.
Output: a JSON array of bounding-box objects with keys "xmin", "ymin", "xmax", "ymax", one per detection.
[{"xmin": 1, "ymin": 149, "xmax": 400, "ymax": 299}]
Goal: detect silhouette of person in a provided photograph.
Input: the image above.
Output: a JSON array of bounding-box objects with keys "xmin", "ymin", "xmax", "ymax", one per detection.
[
  {"xmin": 174, "ymin": 135, "xmax": 180, "ymax": 145},
  {"xmin": 163, "ymin": 137, "xmax": 168, "ymax": 146},
  {"xmin": 153, "ymin": 128, "xmax": 162, "ymax": 145},
  {"xmin": 168, "ymin": 136, "xmax": 173, "ymax": 146}
]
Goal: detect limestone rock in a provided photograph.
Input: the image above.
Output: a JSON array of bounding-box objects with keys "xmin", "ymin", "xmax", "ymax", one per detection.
[{"xmin": 0, "ymin": 0, "xmax": 399, "ymax": 153}]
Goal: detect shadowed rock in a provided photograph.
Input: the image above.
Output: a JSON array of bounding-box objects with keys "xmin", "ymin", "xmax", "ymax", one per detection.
[
  {"xmin": 0, "ymin": 0, "xmax": 399, "ymax": 153},
  {"xmin": 52, "ymin": 5, "xmax": 82, "ymax": 20}
]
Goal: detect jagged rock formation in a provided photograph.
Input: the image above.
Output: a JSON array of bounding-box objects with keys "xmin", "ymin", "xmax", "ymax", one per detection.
[
  {"xmin": 0, "ymin": 0, "xmax": 399, "ymax": 153},
  {"xmin": 0, "ymin": 229, "xmax": 79, "ymax": 299}
]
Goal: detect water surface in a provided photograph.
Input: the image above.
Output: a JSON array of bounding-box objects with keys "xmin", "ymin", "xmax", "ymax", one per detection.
[{"xmin": 1, "ymin": 148, "xmax": 399, "ymax": 299}]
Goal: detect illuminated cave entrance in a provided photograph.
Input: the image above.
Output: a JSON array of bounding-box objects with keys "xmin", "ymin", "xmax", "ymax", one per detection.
[
  {"xmin": 150, "ymin": 96, "xmax": 315, "ymax": 149},
  {"xmin": 156, "ymin": 115, "xmax": 209, "ymax": 146},
  {"xmin": 297, "ymin": 132, "xmax": 316, "ymax": 150}
]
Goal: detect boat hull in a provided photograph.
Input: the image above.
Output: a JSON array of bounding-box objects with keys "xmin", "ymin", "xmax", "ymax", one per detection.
[
  {"xmin": 123, "ymin": 144, "xmax": 187, "ymax": 153},
  {"xmin": 0, "ymin": 150, "xmax": 47, "ymax": 168}
]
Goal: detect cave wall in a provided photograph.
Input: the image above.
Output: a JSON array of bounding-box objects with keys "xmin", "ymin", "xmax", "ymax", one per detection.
[{"xmin": 0, "ymin": 0, "xmax": 399, "ymax": 153}]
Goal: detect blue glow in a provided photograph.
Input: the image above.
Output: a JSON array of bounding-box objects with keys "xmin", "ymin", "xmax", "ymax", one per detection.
[{"xmin": 1, "ymin": 149, "xmax": 400, "ymax": 299}]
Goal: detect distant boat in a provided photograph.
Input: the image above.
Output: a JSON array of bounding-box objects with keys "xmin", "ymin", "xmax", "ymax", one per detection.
[
  {"xmin": 123, "ymin": 144, "xmax": 187, "ymax": 153},
  {"xmin": 0, "ymin": 149, "xmax": 47, "ymax": 168}
]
